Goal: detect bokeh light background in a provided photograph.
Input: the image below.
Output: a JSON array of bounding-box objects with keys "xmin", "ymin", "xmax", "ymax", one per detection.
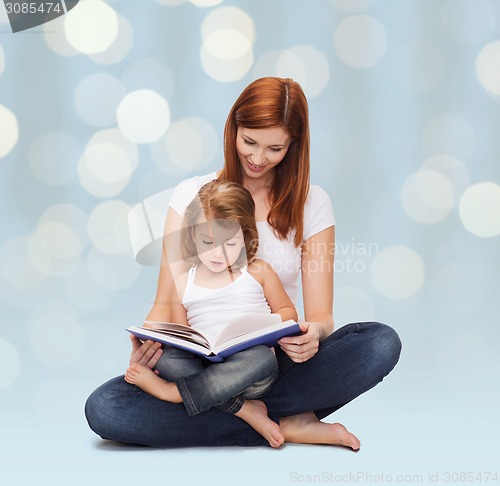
[{"xmin": 1, "ymin": 0, "xmax": 500, "ymax": 485}]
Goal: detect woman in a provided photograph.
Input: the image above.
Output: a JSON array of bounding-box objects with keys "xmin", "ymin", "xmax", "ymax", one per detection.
[{"xmin": 85, "ymin": 77, "xmax": 402, "ymax": 449}]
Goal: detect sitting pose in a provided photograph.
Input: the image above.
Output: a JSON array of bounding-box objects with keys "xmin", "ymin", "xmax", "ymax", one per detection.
[
  {"xmin": 86, "ymin": 77, "xmax": 401, "ymax": 449},
  {"xmin": 124, "ymin": 180, "xmax": 298, "ymax": 448}
]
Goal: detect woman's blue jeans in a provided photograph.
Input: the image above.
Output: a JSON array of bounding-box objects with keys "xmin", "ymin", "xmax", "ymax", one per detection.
[
  {"xmin": 156, "ymin": 345, "xmax": 278, "ymax": 416},
  {"xmin": 85, "ymin": 322, "xmax": 402, "ymax": 447}
]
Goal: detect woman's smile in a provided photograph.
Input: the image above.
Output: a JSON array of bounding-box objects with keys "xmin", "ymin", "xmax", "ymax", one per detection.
[{"xmin": 247, "ymin": 160, "xmax": 267, "ymax": 172}]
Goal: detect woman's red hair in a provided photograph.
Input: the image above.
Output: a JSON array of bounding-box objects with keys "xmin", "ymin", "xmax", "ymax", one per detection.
[{"xmin": 219, "ymin": 77, "xmax": 310, "ymax": 247}]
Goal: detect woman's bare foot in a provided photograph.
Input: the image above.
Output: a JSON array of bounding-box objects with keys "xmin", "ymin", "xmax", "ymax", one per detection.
[
  {"xmin": 235, "ymin": 400, "xmax": 284, "ymax": 448},
  {"xmin": 280, "ymin": 412, "xmax": 360, "ymax": 450},
  {"xmin": 124, "ymin": 363, "xmax": 182, "ymax": 403}
]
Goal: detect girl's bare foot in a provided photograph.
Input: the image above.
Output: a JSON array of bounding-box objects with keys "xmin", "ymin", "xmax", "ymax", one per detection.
[
  {"xmin": 124, "ymin": 363, "xmax": 182, "ymax": 403},
  {"xmin": 280, "ymin": 412, "xmax": 360, "ymax": 450},
  {"xmin": 235, "ymin": 400, "xmax": 284, "ymax": 448}
]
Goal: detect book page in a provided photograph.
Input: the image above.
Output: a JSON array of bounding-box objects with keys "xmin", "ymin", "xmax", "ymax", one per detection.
[
  {"xmin": 127, "ymin": 326, "xmax": 212, "ymax": 354},
  {"xmin": 143, "ymin": 321, "xmax": 211, "ymax": 348},
  {"xmin": 213, "ymin": 313, "xmax": 282, "ymax": 347}
]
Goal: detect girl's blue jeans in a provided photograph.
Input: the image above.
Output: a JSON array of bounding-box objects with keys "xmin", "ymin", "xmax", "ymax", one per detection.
[
  {"xmin": 155, "ymin": 345, "xmax": 278, "ymax": 416},
  {"xmin": 85, "ymin": 322, "xmax": 402, "ymax": 447}
]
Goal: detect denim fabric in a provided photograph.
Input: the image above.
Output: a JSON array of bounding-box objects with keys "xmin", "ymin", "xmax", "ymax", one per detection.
[
  {"xmin": 154, "ymin": 345, "xmax": 278, "ymax": 416},
  {"xmin": 85, "ymin": 322, "xmax": 402, "ymax": 447}
]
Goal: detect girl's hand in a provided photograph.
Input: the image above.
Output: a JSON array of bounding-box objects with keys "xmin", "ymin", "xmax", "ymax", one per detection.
[
  {"xmin": 277, "ymin": 322, "xmax": 321, "ymax": 363},
  {"xmin": 129, "ymin": 335, "xmax": 163, "ymax": 370}
]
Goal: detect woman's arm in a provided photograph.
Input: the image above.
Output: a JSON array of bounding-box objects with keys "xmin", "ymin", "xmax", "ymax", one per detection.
[
  {"xmin": 278, "ymin": 226, "xmax": 335, "ymax": 363},
  {"xmin": 250, "ymin": 260, "xmax": 298, "ymax": 322},
  {"xmin": 130, "ymin": 207, "xmax": 189, "ymax": 367},
  {"xmin": 145, "ymin": 208, "xmax": 187, "ymax": 322}
]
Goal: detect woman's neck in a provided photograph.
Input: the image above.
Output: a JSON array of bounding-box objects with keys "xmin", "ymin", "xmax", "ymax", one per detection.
[
  {"xmin": 215, "ymin": 168, "xmax": 274, "ymax": 194},
  {"xmin": 241, "ymin": 171, "xmax": 274, "ymax": 196},
  {"xmin": 216, "ymin": 168, "xmax": 274, "ymax": 221}
]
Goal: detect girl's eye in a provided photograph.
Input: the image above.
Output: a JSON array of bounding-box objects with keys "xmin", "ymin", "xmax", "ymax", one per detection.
[
  {"xmin": 270, "ymin": 147, "xmax": 283, "ymax": 152},
  {"xmin": 243, "ymin": 139, "xmax": 255, "ymax": 145},
  {"xmin": 225, "ymin": 242, "xmax": 237, "ymax": 247}
]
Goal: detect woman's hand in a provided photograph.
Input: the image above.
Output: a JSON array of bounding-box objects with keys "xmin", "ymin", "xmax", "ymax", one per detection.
[
  {"xmin": 277, "ymin": 322, "xmax": 321, "ymax": 363},
  {"xmin": 129, "ymin": 335, "xmax": 163, "ymax": 370}
]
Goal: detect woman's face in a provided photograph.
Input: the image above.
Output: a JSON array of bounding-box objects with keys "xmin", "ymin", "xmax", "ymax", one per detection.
[{"xmin": 236, "ymin": 126, "xmax": 292, "ymax": 181}]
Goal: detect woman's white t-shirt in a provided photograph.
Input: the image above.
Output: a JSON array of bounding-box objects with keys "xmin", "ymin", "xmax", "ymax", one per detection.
[{"xmin": 168, "ymin": 172, "xmax": 335, "ymax": 306}]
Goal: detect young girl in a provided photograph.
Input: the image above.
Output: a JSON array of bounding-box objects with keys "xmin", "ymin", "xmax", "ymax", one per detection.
[{"xmin": 124, "ymin": 180, "xmax": 298, "ymax": 448}]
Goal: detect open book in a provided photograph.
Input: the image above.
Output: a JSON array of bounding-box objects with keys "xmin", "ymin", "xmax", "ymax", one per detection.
[{"xmin": 126, "ymin": 313, "xmax": 301, "ymax": 363}]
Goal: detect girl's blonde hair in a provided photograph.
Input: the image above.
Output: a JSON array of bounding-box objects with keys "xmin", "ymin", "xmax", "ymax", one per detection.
[
  {"xmin": 181, "ymin": 180, "xmax": 259, "ymax": 268},
  {"xmin": 219, "ymin": 77, "xmax": 310, "ymax": 247}
]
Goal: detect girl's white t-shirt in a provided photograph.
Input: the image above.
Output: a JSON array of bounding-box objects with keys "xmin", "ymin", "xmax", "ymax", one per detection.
[
  {"xmin": 182, "ymin": 265, "xmax": 271, "ymax": 343},
  {"xmin": 168, "ymin": 172, "xmax": 335, "ymax": 306}
]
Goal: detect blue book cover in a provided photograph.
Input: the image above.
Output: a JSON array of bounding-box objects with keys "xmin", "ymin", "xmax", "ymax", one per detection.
[{"xmin": 126, "ymin": 314, "xmax": 301, "ymax": 363}]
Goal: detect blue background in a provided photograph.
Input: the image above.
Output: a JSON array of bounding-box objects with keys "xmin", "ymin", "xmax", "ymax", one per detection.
[{"xmin": 1, "ymin": 1, "xmax": 499, "ymax": 485}]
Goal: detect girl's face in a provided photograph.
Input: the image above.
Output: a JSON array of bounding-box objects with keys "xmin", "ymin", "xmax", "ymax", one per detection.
[
  {"xmin": 236, "ymin": 126, "xmax": 292, "ymax": 181},
  {"xmin": 193, "ymin": 220, "xmax": 246, "ymax": 273}
]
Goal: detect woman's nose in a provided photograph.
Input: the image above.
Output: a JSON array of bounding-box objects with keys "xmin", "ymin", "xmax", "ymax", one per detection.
[{"xmin": 248, "ymin": 148, "xmax": 267, "ymax": 166}]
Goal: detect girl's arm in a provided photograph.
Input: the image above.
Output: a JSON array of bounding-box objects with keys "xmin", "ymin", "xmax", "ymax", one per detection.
[
  {"xmin": 278, "ymin": 226, "xmax": 335, "ymax": 363},
  {"xmin": 249, "ymin": 260, "xmax": 298, "ymax": 322}
]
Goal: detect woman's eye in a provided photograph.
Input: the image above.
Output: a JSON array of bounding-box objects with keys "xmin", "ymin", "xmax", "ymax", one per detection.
[
  {"xmin": 202, "ymin": 240, "xmax": 213, "ymax": 245},
  {"xmin": 225, "ymin": 242, "xmax": 237, "ymax": 247}
]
